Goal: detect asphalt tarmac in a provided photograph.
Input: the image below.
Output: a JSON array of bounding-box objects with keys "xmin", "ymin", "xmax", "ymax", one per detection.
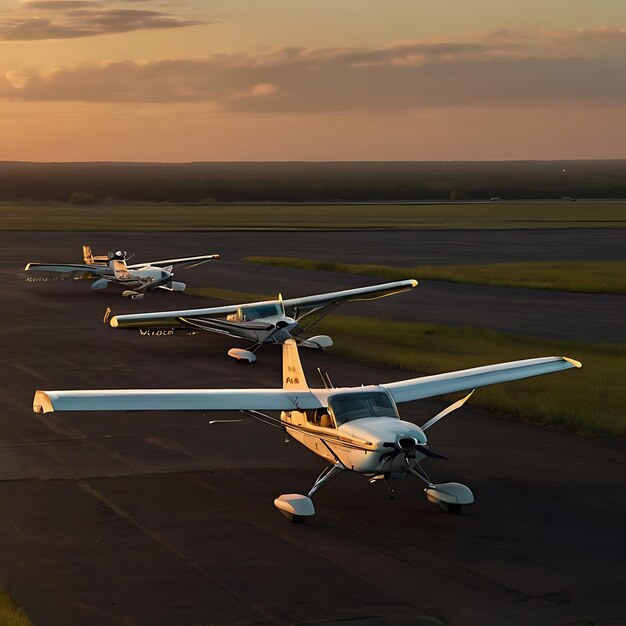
[
  {"xmin": 0, "ymin": 230, "xmax": 625, "ymax": 626},
  {"xmin": 8, "ymin": 230, "xmax": 626, "ymax": 341}
]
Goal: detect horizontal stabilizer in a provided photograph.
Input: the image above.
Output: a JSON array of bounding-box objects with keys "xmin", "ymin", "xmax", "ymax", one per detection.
[{"xmin": 383, "ymin": 356, "xmax": 581, "ymax": 404}]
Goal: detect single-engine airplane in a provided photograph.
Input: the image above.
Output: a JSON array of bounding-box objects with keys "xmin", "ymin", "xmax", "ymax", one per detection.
[
  {"xmin": 106, "ymin": 279, "xmax": 417, "ymax": 361},
  {"xmin": 33, "ymin": 339, "xmax": 581, "ymax": 522},
  {"xmin": 24, "ymin": 245, "xmax": 220, "ymax": 299}
]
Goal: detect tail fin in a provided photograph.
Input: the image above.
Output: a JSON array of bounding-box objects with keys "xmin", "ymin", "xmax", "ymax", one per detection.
[
  {"xmin": 283, "ymin": 339, "xmax": 308, "ymax": 390},
  {"xmin": 83, "ymin": 245, "xmax": 108, "ymax": 266},
  {"xmin": 83, "ymin": 245, "xmax": 94, "ymax": 264}
]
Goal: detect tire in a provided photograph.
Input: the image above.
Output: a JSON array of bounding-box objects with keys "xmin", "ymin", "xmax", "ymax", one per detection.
[
  {"xmin": 440, "ymin": 502, "xmax": 462, "ymax": 515},
  {"xmin": 277, "ymin": 510, "xmax": 309, "ymax": 524}
]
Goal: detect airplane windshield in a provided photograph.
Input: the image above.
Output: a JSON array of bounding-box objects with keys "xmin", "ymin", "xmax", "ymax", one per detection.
[
  {"xmin": 241, "ymin": 303, "xmax": 281, "ymax": 321},
  {"xmin": 329, "ymin": 392, "xmax": 398, "ymax": 425}
]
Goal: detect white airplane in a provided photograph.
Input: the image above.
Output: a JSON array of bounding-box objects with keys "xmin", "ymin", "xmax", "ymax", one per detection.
[
  {"xmin": 24, "ymin": 245, "xmax": 220, "ymax": 299},
  {"xmin": 106, "ymin": 279, "xmax": 418, "ymax": 361},
  {"xmin": 33, "ymin": 340, "xmax": 581, "ymax": 522}
]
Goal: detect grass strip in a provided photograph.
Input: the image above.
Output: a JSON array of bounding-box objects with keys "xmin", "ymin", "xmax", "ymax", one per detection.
[
  {"xmin": 2, "ymin": 201, "xmax": 626, "ymax": 231},
  {"xmin": 244, "ymin": 256, "xmax": 626, "ymax": 295},
  {"xmin": 185, "ymin": 287, "xmax": 625, "ymax": 436},
  {"xmin": 0, "ymin": 588, "xmax": 34, "ymax": 626},
  {"xmin": 316, "ymin": 316, "xmax": 625, "ymax": 437}
]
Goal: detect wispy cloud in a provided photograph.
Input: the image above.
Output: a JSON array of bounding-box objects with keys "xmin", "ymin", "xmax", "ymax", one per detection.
[
  {"xmin": 2, "ymin": 28, "xmax": 626, "ymax": 110},
  {"xmin": 0, "ymin": 0, "xmax": 202, "ymax": 40}
]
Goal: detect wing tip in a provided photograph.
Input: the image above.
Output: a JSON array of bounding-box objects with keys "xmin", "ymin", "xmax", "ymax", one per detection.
[
  {"xmin": 410, "ymin": 279, "xmax": 418, "ymax": 288},
  {"xmin": 109, "ymin": 315, "xmax": 119, "ymax": 328},
  {"xmin": 33, "ymin": 390, "xmax": 54, "ymax": 413},
  {"xmin": 563, "ymin": 356, "xmax": 582, "ymax": 368}
]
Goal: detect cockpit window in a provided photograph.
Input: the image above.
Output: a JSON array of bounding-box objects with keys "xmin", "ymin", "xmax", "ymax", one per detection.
[
  {"xmin": 328, "ymin": 391, "xmax": 398, "ymax": 425},
  {"xmin": 241, "ymin": 303, "xmax": 281, "ymax": 321}
]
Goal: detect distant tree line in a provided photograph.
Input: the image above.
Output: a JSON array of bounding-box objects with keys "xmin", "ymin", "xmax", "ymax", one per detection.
[{"xmin": 1, "ymin": 161, "xmax": 625, "ymax": 204}]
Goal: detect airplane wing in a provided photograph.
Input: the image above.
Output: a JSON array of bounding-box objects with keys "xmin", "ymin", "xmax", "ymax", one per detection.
[
  {"xmin": 24, "ymin": 263, "xmax": 103, "ymax": 279},
  {"xmin": 128, "ymin": 254, "xmax": 220, "ymax": 270},
  {"xmin": 33, "ymin": 388, "xmax": 322, "ymax": 414},
  {"xmin": 382, "ymin": 356, "xmax": 582, "ymax": 404},
  {"xmin": 110, "ymin": 302, "xmax": 242, "ymax": 328},
  {"xmin": 109, "ymin": 279, "xmax": 418, "ymax": 329},
  {"xmin": 32, "ymin": 345, "xmax": 581, "ymax": 415},
  {"xmin": 282, "ymin": 280, "xmax": 418, "ymax": 318}
]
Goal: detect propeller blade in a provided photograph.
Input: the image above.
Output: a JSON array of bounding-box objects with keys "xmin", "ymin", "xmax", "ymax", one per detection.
[
  {"xmin": 416, "ymin": 445, "xmax": 448, "ymax": 460},
  {"xmin": 279, "ymin": 292, "xmax": 285, "ymax": 316},
  {"xmin": 421, "ymin": 389, "xmax": 475, "ymax": 431}
]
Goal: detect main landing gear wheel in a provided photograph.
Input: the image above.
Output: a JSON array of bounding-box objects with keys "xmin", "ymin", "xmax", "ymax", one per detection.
[
  {"xmin": 274, "ymin": 462, "xmax": 344, "ymax": 523},
  {"xmin": 274, "ymin": 494, "xmax": 315, "ymax": 523},
  {"xmin": 439, "ymin": 502, "xmax": 462, "ymax": 515},
  {"xmin": 227, "ymin": 348, "xmax": 256, "ymax": 363},
  {"xmin": 122, "ymin": 290, "xmax": 144, "ymax": 300},
  {"xmin": 425, "ymin": 482, "xmax": 474, "ymax": 515}
]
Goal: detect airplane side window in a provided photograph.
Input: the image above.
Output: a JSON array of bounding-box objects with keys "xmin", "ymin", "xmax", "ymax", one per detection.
[
  {"xmin": 306, "ymin": 411, "xmax": 319, "ymax": 426},
  {"xmin": 226, "ymin": 308, "xmax": 243, "ymax": 322},
  {"xmin": 306, "ymin": 410, "xmax": 335, "ymax": 428},
  {"xmin": 319, "ymin": 412, "xmax": 333, "ymax": 428}
]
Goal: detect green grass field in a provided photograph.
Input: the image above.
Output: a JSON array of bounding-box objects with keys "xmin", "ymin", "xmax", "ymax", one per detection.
[
  {"xmin": 317, "ymin": 316, "xmax": 624, "ymax": 437},
  {"xmin": 244, "ymin": 256, "xmax": 626, "ymax": 295},
  {"xmin": 0, "ymin": 588, "xmax": 33, "ymax": 626},
  {"xmin": 2, "ymin": 201, "xmax": 626, "ymax": 230},
  {"xmin": 185, "ymin": 287, "xmax": 625, "ymax": 437}
]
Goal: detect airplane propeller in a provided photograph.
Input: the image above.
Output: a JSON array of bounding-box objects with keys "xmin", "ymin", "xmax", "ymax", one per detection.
[
  {"xmin": 379, "ymin": 437, "xmax": 444, "ymax": 477},
  {"xmin": 380, "ymin": 390, "xmax": 475, "ymax": 471}
]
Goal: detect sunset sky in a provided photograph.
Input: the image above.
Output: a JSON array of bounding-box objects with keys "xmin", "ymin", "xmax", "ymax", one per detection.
[{"xmin": 1, "ymin": 0, "xmax": 626, "ymax": 161}]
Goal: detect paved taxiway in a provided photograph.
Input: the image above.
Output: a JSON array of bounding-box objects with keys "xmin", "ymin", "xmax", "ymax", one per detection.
[
  {"xmin": 7, "ymin": 230, "xmax": 626, "ymax": 341},
  {"xmin": 0, "ymin": 230, "xmax": 625, "ymax": 625}
]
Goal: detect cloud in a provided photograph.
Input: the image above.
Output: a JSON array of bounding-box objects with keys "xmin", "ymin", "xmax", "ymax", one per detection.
[
  {"xmin": 2, "ymin": 28, "xmax": 626, "ymax": 111},
  {"xmin": 5, "ymin": 70, "xmax": 30, "ymax": 88},
  {"xmin": 230, "ymin": 83, "xmax": 279, "ymax": 99},
  {"xmin": 0, "ymin": 0, "xmax": 202, "ymax": 40}
]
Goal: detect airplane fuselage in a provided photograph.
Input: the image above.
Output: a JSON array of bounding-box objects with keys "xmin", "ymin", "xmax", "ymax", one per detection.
[
  {"xmin": 281, "ymin": 397, "xmax": 428, "ymax": 476},
  {"xmin": 111, "ymin": 265, "xmax": 176, "ymax": 291}
]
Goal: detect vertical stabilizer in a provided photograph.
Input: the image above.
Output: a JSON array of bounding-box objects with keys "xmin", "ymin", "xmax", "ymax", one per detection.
[
  {"xmin": 84, "ymin": 245, "xmax": 108, "ymax": 266},
  {"xmin": 283, "ymin": 339, "xmax": 308, "ymax": 390},
  {"xmin": 83, "ymin": 245, "xmax": 94, "ymax": 264}
]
